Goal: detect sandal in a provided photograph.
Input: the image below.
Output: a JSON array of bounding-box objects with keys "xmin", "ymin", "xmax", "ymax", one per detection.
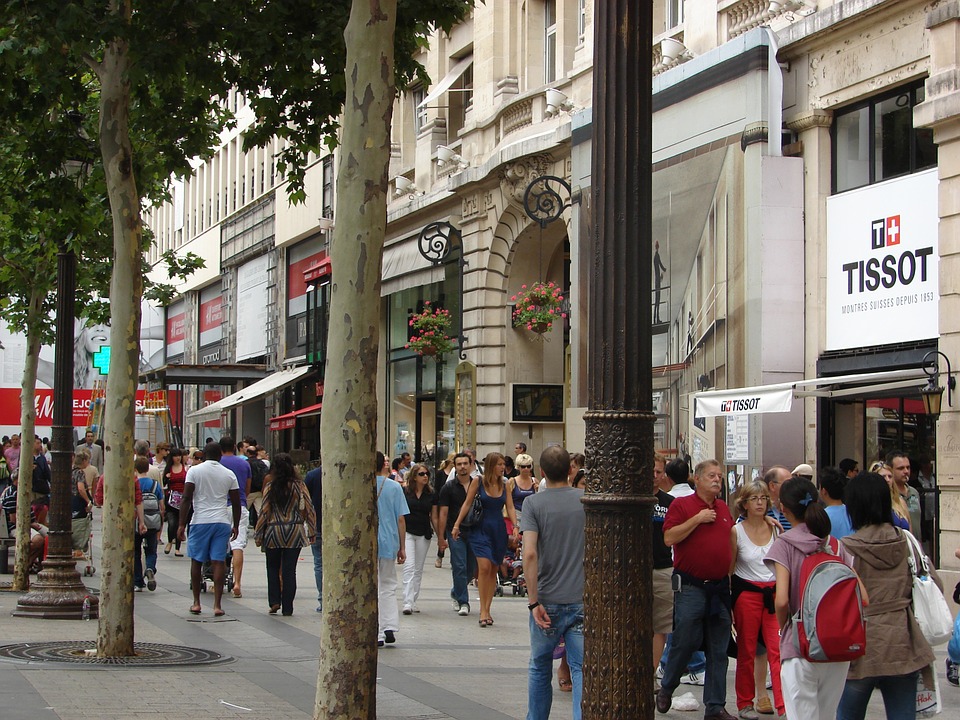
[
  {"xmin": 232, "ymin": 589, "xmax": 243, "ymax": 598},
  {"xmin": 558, "ymin": 678, "xmax": 573, "ymax": 692},
  {"xmin": 269, "ymin": 604, "xmax": 280, "ymax": 614},
  {"xmin": 189, "ymin": 605, "xmax": 202, "ymax": 615},
  {"xmin": 213, "ymin": 609, "xmax": 226, "ymax": 617}
]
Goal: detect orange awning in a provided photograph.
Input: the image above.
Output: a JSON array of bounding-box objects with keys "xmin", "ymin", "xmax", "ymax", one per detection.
[{"xmin": 269, "ymin": 402, "xmax": 323, "ymax": 432}]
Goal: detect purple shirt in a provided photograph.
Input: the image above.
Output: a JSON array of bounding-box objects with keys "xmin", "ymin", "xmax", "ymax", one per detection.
[{"xmin": 219, "ymin": 454, "xmax": 251, "ymax": 507}]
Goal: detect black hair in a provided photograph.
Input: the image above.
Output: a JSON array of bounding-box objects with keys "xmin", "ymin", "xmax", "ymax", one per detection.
[
  {"xmin": 844, "ymin": 472, "xmax": 892, "ymax": 530},
  {"xmin": 453, "ymin": 451, "xmax": 471, "ymax": 464},
  {"xmin": 219, "ymin": 435, "xmax": 237, "ymax": 453},
  {"xmin": 392, "ymin": 457, "xmax": 403, "ymax": 472},
  {"xmin": 376, "ymin": 451, "xmax": 385, "ymax": 473},
  {"xmin": 204, "ymin": 441, "xmax": 222, "ymax": 461},
  {"xmin": 838, "ymin": 458, "xmax": 858, "ymax": 475},
  {"xmin": 779, "ymin": 476, "xmax": 831, "ymax": 539},
  {"xmin": 818, "ymin": 466, "xmax": 847, "ymax": 502},
  {"xmin": 664, "ymin": 458, "xmax": 689, "ymax": 485},
  {"xmin": 267, "ymin": 453, "xmax": 298, "ymax": 509},
  {"xmin": 885, "ymin": 450, "xmax": 909, "ymax": 466}
]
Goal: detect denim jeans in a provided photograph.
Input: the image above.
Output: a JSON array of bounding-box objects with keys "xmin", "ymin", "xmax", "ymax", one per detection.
[
  {"xmin": 659, "ymin": 633, "xmax": 707, "ymax": 673},
  {"xmin": 134, "ymin": 529, "xmax": 159, "ymax": 587},
  {"xmin": 527, "ymin": 602, "xmax": 584, "ymax": 720},
  {"xmin": 311, "ymin": 539, "xmax": 323, "ymax": 608},
  {"xmin": 661, "ymin": 581, "xmax": 731, "ymax": 714},
  {"xmin": 446, "ymin": 530, "xmax": 476, "ymax": 606},
  {"xmin": 837, "ymin": 672, "xmax": 919, "ymax": 720}
]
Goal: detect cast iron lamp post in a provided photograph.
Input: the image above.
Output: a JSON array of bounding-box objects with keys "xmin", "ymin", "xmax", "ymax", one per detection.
[
  {"xmin": 582, "ymin": 0, "xmax": 654, "ymax": 716},
  {"xmin": 14, "ymin": 156, "xmax": 99, "ymax": 620}
]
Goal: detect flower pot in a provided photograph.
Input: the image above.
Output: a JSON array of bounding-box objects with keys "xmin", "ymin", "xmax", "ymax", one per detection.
[
  {"xmin": 530, "ymin": 322, "xmax": 551, "ymax": 334},
  {"xmin": 419, "ymin": 346, "xmax": 438, "ymax": 356}
]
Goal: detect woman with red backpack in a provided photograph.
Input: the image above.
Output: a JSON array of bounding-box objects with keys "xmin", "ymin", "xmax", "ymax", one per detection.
[
  {"xmin": 836, "ymin": 472, "xmax": 937, "ymax": 720},
  {"xmin": 764, "ymin": 476, "xmax": 868, "ymax": 720}
]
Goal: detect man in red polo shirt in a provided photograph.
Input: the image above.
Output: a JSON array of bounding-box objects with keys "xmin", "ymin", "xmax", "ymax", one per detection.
[{"xmin": 656, "ymin": 459, "xmax": 735, "ymax": 720}]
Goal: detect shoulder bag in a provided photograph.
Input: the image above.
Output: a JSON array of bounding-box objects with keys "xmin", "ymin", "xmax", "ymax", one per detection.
[
  {"xmin": 903, "ymin": 528, "xmax": 953, "ymax": 646},
  {"xmin": 460, "ymin": 483, "xmax": 483, "ymax": 528}
]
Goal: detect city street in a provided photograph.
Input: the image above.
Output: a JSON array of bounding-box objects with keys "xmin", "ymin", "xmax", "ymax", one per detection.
[{"xmin": 0, "ymin": 513, "xmax": 957, "ymax": 719}]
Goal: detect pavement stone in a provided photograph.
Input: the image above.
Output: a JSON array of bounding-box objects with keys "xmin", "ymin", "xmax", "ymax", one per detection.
[{"xmin": 0, "ymin": 512, "xmax": 957, "ymax": 719}]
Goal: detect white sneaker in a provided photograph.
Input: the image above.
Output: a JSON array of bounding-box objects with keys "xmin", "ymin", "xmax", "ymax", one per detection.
[
  {"xmin": 451, "ymin": 598, "xmax": 461, "ymax": 612},
  {"xmin": 680, "ymin": 671, "xmax": 704, "ymax": 686},
  {"xmin": 655, "ymin": 666, "xmax": 664, "ymax": 680},
  {"xmin": 738, "ymin": 706, "xmax": 759, "ymax": 720},
  {"xmin": 413, "ymin": 605, "xmax": 420, "ymax": 613},
  {"xmin": 458, "ymin": 603, "xmax": 470, "ymax": 616},
  {"xmin": 402, "ymin": 606, "xmax": 413, "ymax": 615}
]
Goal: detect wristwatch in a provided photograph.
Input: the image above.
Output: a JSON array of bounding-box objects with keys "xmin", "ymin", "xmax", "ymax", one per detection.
[{"xmin": 528, "ymin": 601, "xmax": 540, "ymax": 611}]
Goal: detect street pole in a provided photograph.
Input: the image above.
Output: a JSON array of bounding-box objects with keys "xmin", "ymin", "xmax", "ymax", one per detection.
[
  {"xmin": 582, "ymin": 0, "xmax": 653, "ymax": 717},
  {"xmin": 14, "ymin": 247, "xmax": 99, "ymax": 619}
]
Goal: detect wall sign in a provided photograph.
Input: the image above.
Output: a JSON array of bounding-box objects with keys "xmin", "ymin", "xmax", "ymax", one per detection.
[
  {"xmin": 826, "ymin": 170, "xmax": 939, "ymax": 351},
  {"xmin": 236, "ymin": 254, "xmax": 270, "ymax": 361}
]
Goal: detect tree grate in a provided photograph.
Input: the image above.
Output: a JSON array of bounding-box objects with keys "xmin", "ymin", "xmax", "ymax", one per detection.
[{"xmin": 0, "ymin": 641, "xmax": 232, "ymax": 667}]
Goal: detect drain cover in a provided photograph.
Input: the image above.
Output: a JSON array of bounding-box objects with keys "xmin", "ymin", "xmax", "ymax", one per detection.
[{"xmin": 0, "ymin": 641, "xmax": 232, "ymax": 667}]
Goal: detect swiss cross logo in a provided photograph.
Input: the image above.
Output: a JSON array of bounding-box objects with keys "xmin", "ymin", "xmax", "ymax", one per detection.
[{"xmin": 871, "ymin": 215, "xmax": 901, "ymax": 250}]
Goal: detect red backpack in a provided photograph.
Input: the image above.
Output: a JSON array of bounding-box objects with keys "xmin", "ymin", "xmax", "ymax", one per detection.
[{"xmin": 794, "ymin": 536, "xmax": 866, "ymax": 663}]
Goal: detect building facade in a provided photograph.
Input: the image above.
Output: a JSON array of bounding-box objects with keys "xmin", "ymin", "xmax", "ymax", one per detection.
[{"xmin": 145, "ymin": 0, "xmax": 959, "ymax": 563}]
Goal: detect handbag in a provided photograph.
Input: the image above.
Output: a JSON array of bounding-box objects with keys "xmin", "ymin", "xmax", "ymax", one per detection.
[
  {"xmin": 903, "ymin": 529, "xmax": 953, "ymax": 646},
  {"xmin": 460, "ymin": 488, "xmax": 483, "ymax": 528}
]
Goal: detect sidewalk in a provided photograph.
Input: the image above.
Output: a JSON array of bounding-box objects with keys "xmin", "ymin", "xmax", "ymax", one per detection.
[{"xmin": 0, "ymin": 514, "xmax": 957, "ymax": 719}]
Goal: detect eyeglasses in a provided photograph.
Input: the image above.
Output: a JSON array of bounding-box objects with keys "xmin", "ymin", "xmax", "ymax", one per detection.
[
  {"xmin": 417, "ymin": 471, "xmax": 429, "ymax": 476},
  {"xmin": 518, "ymin": 465, "xmax": 532, "ymax": 469},
  {"xmin": 747, "ymin": 495, "xmax": 769, "ymax": 503}
]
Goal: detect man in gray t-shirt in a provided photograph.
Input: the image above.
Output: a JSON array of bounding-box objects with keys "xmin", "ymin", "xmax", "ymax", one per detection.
[{"xmin": 521, "ymin": 445, "xmax": 585, "ymax": 720}]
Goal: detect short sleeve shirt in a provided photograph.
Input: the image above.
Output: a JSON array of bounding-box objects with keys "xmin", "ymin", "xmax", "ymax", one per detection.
[
  {"xmin": 520, "ymin": 487, "xmax": 586, "ymax": 604},
  {"xmin": 437, "ymin": 478, "xmax": 468, "ymax": 533},
  {"xmin": 662, "ymin": 492, "xmax": 733, "ymax": 581},
  {"xmin": 185, "ymin": 461, "xmax": 239, "ymax": 525},
  {"xmin": 219, "ymin": 454, "xmax": 251, "ymax": 507},
  {"xmin": 652, "ymin": 490, "xmax": 675, "ymax": 569},
  {"xmin": 377, "ymin": 476, "xmax": 408, "ymax": 559}
]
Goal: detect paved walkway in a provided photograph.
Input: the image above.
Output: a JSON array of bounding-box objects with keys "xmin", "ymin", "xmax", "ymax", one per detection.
[{"xmin": 0, "ymin": 514, "xmax": 957, "ymax": 719}]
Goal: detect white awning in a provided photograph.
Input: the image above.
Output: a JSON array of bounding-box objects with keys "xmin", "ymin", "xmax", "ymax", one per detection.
[
  {"xmin": 692, "ymin": 368, "xmax": 928, "ymax": 419},
  {"xmin": 381, "ymin": 239, "xmax": 444, "ymax": 296},
  {"xmin": 187, "ymin": 365, "xmax": 314, "ymax": 422},
  {"xmin": 417, "ymin": 56, "xmax": 473, "ymax": 109}
]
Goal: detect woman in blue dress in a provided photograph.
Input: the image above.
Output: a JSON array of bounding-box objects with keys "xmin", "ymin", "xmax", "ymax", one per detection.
[{"xmin": 451, "ymin": 451, "xmax": 518, "ymax": 627}]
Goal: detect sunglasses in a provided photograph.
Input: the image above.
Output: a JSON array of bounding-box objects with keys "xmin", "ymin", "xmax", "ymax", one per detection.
[
  {"xmin": 417, "ymin": 471, "xmax": 429, "ymax": 476},
  {"xmin": 519, "ymin": 464, "xmax": 532, "ymax": 469}
]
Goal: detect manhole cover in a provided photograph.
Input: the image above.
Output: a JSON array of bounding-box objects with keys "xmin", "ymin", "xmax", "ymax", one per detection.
[{"xmin": 0, "ymin": 641, "xmax": 232, "ymax": 667}]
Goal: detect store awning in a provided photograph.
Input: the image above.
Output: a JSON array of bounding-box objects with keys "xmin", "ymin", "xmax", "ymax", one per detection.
[
  {"xmin": 417, "ymin": 56, "xmax": 473, "ymax": 109},
  {"xmin": 186, "ymin": 365, "xmax": 314, "ymax": 423},
  {"xmin": 381, "ymin": 238, "xmax": 445, "ymax": 296},
  {"xmin": 692, "ymin": 368, "xmax": 928, "ymax": 419},
  {"xmin": 269, "ymin": 402, "xmax": 323, "ymax": 432}
]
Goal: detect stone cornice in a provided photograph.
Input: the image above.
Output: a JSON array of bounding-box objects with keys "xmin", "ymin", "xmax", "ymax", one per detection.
[{"xmin": 785, "ymin": 108, "xmax": 834, "ymax": 132}]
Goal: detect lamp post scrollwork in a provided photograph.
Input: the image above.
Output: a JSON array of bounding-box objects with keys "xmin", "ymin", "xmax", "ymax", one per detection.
[
  {"xmin": 522, "ymin": 175, "xmax": 572, "ymax": 228},
  {"xmin": 417, "ymin": 221, "xmax": 468, "ymax": 360}
]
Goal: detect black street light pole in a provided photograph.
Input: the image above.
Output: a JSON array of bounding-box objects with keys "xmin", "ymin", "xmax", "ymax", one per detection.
[
  {"xmin": 15, "ymin": 174, "xmax": 99, "ymax": 620},
  {"xmin": 582, "ymin": 0, "xmax": 653, "ymax": 716}
]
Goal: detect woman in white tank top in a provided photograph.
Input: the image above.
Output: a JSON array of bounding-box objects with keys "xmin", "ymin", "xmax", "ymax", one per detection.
[{"xmin": 730, "ymin": 480, "xmax": 784, "ymax": 719}]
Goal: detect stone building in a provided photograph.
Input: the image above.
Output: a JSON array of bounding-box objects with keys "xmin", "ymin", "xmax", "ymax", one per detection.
[{"xmin": 145, "ymin": 0, "xmax": 959, "ymax": 563}]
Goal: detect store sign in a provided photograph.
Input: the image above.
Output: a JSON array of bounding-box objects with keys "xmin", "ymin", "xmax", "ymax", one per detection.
[
  {"xmin": 826, "ymin": 170, "xmax": 939, "ymax": 351},
  {"xmin": 0, "ymin": 388, "xmax": 173, "ymax": 427},
  {"xmin": 166, "ymin": 300, "xmax": 186, "ymax": 357},
  {"xmin": 694, "ymin": 388, "xmax": 793, "ymax": 418},
  {"xmin": 198, "ymin": 284, "xmax": 223, "ymax": 349}
]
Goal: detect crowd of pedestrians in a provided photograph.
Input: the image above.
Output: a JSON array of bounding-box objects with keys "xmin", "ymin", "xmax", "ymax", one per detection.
[{"xmin": 4, "ymin": 426, "xmax": 956, "ymax": 720}]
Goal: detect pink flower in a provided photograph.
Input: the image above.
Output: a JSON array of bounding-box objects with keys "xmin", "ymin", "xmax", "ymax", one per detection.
[{"xmin": 561, "ymin": 313, "xmax": 567, "ymax": 319}]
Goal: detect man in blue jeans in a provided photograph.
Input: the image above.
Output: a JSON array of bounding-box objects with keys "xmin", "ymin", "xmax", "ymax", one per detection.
[
  {"xmin": 521, "ymin": 445, "xmax": 584, "ymax": 720},
  {"xmin": 437, "ymin": 453, "xmax": 476, "ymax": 616},
  {"xmin": 657, "ymin": 459, "xmax": 735, "ymax": 720}
]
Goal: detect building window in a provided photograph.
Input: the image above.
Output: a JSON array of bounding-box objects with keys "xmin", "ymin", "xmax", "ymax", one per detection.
[
  {"xmin": 545, "ymin": 0, "xmax": 558, "ymax": 84},
  {"xmin": 321, "ymin": 156, "xmax": 334, "ymax": 220},
  {"xmin": 412, "ymin": 87, "xmax": 428, "ymax": 135},
  {"xmin": 667, "ymin": 0, "xmax": 683, "ymax": 29},
  {"xmin": 578, "ymin": 0, "xmax": 587, "ymax": 44},
  {"xmin": 833, "ymin": 82, "xmax": 937, "ymax": 194}
]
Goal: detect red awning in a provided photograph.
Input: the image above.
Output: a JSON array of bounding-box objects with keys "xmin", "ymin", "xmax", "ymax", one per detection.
[{"xmin": 269, "ymin": 402, "xmax": 323, "ymax": 432}]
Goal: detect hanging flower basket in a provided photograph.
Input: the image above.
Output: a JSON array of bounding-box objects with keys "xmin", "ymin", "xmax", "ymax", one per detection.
[
  {"xmin": 406, "ymin": 302, "xmax": 454, "ymax": 356},
  {"xmin": 512, "ymin": 281, "xmax": 566, "ymax": 334}
]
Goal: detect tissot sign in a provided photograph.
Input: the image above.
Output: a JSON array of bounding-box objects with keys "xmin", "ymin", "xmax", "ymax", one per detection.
[
  {"xmin": 826, "ymin": 170, "xmax": 938, "ymax": 351},
  {"xmin": 694, "ymin": 388, "xmax": 793, "ymax": 418}
]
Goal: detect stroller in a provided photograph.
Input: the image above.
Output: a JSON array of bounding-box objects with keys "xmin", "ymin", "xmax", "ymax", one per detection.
[
  {"xmin": 495, "ymin": 520, "xmax": 526, "ymax": 597},
  {"xmin": 199, "ymin": 549, "xmax": 234, "ymax": 593}
]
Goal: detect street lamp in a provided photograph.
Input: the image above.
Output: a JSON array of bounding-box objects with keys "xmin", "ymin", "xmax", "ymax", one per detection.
[
  {"xmin": 14, "ymin": 138, "xmax": 99, "ymax": 620},
  {"xmin": 920, "ymin": 350, "xmax": 955, "ymax": 420}
]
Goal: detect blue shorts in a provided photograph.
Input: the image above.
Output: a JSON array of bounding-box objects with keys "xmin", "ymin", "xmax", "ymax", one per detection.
[{"xmin": 187, "ymin": 523, "xmax": 231, "ymax": 563}]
